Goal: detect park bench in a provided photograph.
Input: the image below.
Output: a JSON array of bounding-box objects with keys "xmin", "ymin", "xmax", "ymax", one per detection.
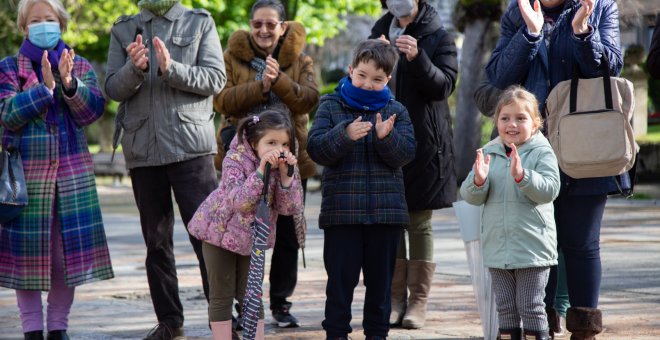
[{"xmin": 92, "ymin": 152, "xmax": 128, "ymax": 186}]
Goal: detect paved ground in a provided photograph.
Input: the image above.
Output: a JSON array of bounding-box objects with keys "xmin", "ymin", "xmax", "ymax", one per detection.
[{"xmin": 1, "ymin": 182, "xmax": 660, "ymax": 340}]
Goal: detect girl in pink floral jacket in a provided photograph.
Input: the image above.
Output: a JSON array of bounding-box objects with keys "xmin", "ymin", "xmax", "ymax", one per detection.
[{"xmin": 189, "ymin": 109, "xmax": 304, "ymax": 339}]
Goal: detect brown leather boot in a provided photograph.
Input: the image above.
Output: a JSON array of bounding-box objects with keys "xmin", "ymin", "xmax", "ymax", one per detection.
[
  {"xmin": 401, "ymin": 260, "xmax": 435, "ymax": 329},
  {"xmin": 389, "ymin": 258, "xmax": 407, "ymax": 325},
  {"xmin": 566, "ymin": 307, "xmax": 602, "ymax": 340}
]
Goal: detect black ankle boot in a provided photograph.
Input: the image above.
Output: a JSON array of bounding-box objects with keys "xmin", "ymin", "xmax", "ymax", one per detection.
[
  {"xmin": 524, "ymin": 329, "xmax": 550, "ymax": 340},
  {"xmin": 498, "ymin": 328, "xmax": 522, "ymax": 340},
  {"xmin": 46, "ymin": 330, "xmax": 69, "ymax": 340},
  {"xmin": 24, "ymin": 331, "xmax": 44, "ymax": 340}
]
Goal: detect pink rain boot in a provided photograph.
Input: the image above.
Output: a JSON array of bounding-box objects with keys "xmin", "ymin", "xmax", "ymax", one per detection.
[
  {"xmin": 210, "ymin": 320, "xmax": 232, "ymax": 340},
  {"xmin": 255, "ymin": 319, "xmax": 265, "ymax": 340}
]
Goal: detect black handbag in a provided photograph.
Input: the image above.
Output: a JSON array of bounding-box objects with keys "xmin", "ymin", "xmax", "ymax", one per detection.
[{"xmin": 0, "ymin": 130, "xmax": 27, "ymax": 224}]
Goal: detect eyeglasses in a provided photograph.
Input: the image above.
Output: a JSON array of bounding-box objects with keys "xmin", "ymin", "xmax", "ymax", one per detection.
[{"xmin": 250, "ymin": 19, "xmax": 283, "ymax": 30}]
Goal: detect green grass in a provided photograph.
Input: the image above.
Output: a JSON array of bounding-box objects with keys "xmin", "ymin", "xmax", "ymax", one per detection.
[
  {"xmin": 636, "ymin": 124, "xmax": 660, "ymax": 144},
  {"xmin": 631, "ymin": 192, "xmax": 653, "ymax": 200},
  {"xmin": 88, "ymin": 144, "xmax": 101, "ymax": 153},
  {"xmin": 481, "ymin": 117, "xmax": 494, "ymax": 145}
]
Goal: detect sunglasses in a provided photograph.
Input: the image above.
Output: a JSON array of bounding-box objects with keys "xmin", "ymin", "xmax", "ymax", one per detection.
[{"xmin": 250, "ymin": 19, "xmax": 283, "ymax": 30}]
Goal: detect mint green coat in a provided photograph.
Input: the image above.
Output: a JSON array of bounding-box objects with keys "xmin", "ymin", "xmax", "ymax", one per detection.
[{"xmin": 460, "ymin": 132, "xmax": 560, "ymax": 269}]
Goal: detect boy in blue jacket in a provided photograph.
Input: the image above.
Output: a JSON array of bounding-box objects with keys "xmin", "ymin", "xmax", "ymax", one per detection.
[{"xmin": 307, "ymin": 39, "xmax": 416, "ymax": 340}]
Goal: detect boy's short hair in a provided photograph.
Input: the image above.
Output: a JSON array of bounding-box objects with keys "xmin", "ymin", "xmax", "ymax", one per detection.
[{"xmin": 351, "ymin": 39, "xmax": 399, "ymax": 76}]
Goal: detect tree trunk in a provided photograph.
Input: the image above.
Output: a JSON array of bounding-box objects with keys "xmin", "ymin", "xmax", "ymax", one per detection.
[{"xmin": 453, "ymin": 18, "xmax": 495, "ymax": 184}]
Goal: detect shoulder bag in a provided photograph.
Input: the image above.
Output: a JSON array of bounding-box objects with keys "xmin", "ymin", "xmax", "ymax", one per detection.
[
  {"xmin": 0, "ymin": 129, "xmax": 27, "ymax": 223},
  {"xmin": 545, "ymin": 54, "xmax": 637, "ymax": 179}
]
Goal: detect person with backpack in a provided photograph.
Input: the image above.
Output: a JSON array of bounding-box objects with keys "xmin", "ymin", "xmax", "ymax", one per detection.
[{"xmin": 485, "ymin": 0, "xmax": 624, "ymax": 338}]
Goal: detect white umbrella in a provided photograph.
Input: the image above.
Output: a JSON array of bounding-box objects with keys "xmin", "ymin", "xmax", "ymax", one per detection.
[{"xmin": 453, "ymin": 200, "xmax": 498, "ymax": 339}]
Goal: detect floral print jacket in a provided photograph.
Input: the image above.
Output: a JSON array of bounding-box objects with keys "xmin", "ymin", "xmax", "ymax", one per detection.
[{"xmin": 188, "ymin": 135, "xmax": 304, "ymax": 256}]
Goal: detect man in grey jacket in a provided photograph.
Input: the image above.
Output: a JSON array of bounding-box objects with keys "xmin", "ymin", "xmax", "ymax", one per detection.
[{"xmin": 105, "ymin": 1, "xmax": 226, "ymax": 339}]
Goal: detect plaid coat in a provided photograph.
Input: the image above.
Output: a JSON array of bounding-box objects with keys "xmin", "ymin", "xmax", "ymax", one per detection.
[
  {"xmin": 0, "ymin": 52, "xmax": 114, "ymax": 290},
  {"xmin": 307, "ymin": 93, "xmax": 416, "ymax": 227}
]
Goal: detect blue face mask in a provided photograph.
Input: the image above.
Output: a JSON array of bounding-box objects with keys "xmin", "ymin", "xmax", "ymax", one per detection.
[{"xmin": 28, "ymin": 22, "xmax": 61, "ymax": 49}]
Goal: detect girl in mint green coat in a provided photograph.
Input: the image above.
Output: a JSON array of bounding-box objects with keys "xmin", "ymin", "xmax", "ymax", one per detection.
[{"xmin": 460, "ymin": 86, "xmax": 560, "ymax": 340}]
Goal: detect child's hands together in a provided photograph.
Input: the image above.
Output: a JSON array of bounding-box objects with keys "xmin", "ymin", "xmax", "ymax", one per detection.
[
  {"xmin": 509, "ymin": 143, "xmax": 524, "ymax": 182},
  {"xmin": 258, "ymin": 149, "xmax": 281, "ymax": 175},
  {"xmin": 346, "ymin": 116, "xmax": 372, "ymax": 141},
  {"xmin": 473, "ymin": 148, "xmax": 490, "ymax": 187},
  {"xmin": 258, "ymin": 149, "xmax": 296, "ymax": 187},
  {"xmin": 375, "ymin": 113, "xmax": 396, "ymax": 140},
  {"xmin": 277, "ymin": 150, "xmax": 297, "ymax": 187}
]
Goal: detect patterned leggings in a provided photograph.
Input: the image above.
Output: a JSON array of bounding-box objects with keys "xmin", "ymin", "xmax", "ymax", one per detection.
[{"xmin": 489, "ymin": 267, "xmax": 550, "ymax": 331}]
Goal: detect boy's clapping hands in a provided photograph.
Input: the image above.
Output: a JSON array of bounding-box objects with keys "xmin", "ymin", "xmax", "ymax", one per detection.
[
  {"xmin": 346, "ymin": 116, "xmax": 373, "ymax": 141},
  {"xmin": 375, "ymin": 113, "xmax": 396, "ymax": 140}
]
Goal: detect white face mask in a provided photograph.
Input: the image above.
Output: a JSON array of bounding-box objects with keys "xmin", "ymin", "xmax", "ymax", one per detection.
[{"xmin": 386, "ymin": 0, "xmax": 416, "ymax": 18}]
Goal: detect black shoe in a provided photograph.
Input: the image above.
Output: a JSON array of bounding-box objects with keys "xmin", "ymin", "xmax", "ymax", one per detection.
[
  {"xmin": 498, "ymin": 328, "xmax": 522, "ymax": 340},
  {"xmin": 143, "ymin": 323, "xmax": 186, "ymax": 340},
  {"xmin": 271, "ymin": 304, "xmax": 300, "ymax": 328},
  {"xmin": 46, "ymin": 330, "xmax": 69, "ymax": 340},
  {"xmin": 24, "ymin": 331, "xmax": 44, "ymax": 340},
  {"xmin": 233, "ymin": 302, "xmax": 243, "ymax": 331}
]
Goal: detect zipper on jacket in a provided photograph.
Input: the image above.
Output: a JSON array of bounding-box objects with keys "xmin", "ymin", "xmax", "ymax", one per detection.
[
  {"xmin": 148, "ymin": 20, "xmax": 157, "ymax": 156},
  {"xmin": 505, "ymin": 155, "xmax": 511, "ymax": 267},
  {"xmin": 365, "ymin": 122, "xmax": 372, "ymax": 224}
]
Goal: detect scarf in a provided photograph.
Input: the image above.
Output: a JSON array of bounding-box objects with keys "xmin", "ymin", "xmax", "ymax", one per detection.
[
  {"xmin": 137, "ymin": 0, "xmax": 179, "ymax": 16},
  {"xmin": 338, "ymin": 76, "xmax": 392, "ymax": 111},
  {"xmin": 19, "ymin": 39, "xmax": 79, "ymax": 152}
]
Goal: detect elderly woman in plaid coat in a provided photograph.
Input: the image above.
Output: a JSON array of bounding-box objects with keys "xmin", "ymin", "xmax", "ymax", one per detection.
[{"xmin": 0, "ymin": 0, "xmax": 113, "ymax": 339}]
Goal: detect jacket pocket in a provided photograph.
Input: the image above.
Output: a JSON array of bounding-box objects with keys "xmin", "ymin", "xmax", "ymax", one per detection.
[
  {"xmin": 172, "ymin": 34, "xmax": 200, "ymax": 65},
  {"xmin": 177, "ymin": 109, "xmax": 215, "ymax": 153},
  {"xmin": 121, "ymin": 116, "xmax": 150, "ymax": 160}
]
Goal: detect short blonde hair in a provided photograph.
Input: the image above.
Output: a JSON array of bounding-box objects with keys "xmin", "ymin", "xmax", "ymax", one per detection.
[
  {"xmin": 494, "ymin": 85, "xmax": 543, "ymax": 129},
  {"xmin": 17, "ymin": 0, "xmax": 69, "ymax": 32}
]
